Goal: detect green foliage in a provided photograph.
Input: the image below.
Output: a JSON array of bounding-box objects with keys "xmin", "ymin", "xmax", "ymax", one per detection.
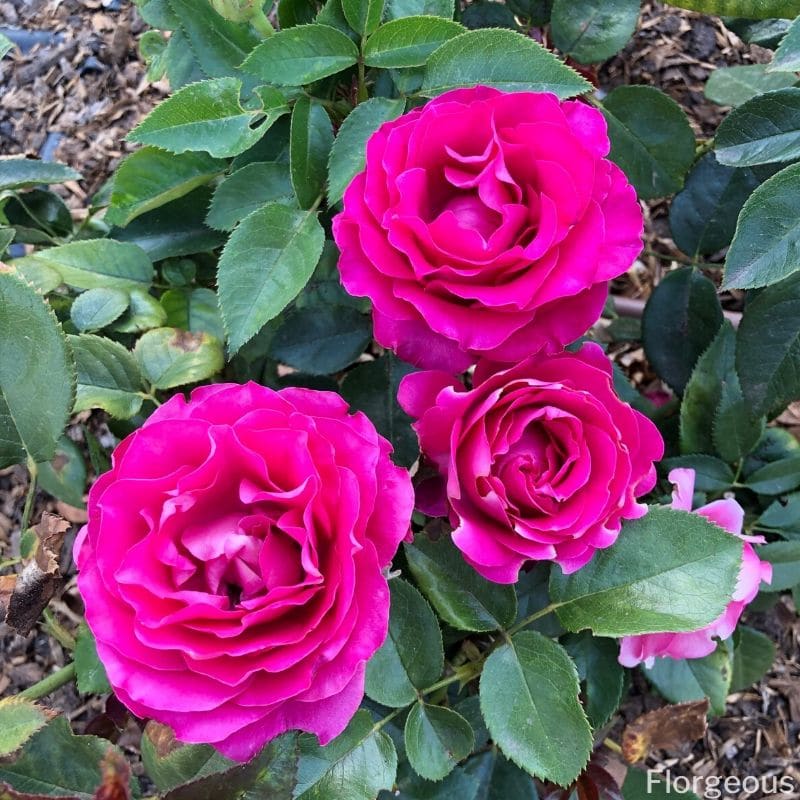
[
  {"xmin": 290, "ymin": 96, "xmax": 334, "ymax": 208},
  {"xmin": 0, "ymin": 158, "xmax": 81, "ymax": 191},
  {"xmin": 705, "ymin": 65, "xmax": 797, "ymax": 107},
  {"xmin": 37, "ymin": 435, "xmax": 87, "ymax": 508},
  {"xmin": 550, "ymin": 0, "xmax": 640, "ymax": 64},
  {"xmin": 404, "ymin": 704, "xmax": 474, "ymax": 781},
  {"xmin": 74, "ymin": 625, "xmax": 112, "ymax": 695},
  {"xmin": 667, "ymin": 0, "xmax": 799, "ymax": 18},
  {"xmin": 731, "ymin": 626, "xmax": 776, "ymax": 691},
  {"xmin": 363, "ymin": 17, "xmax": 464, "ymax": 67},
  {"xmin": 0, "ymin": 699, "xmax": 52, "ymax": 758},
  {"xmin": 134, "ymin": 327, "xmax": 224, "ymax": 390},
  {"xmin": 70, "ymin": 288, "xmax": 130, "ymax": 332},
  {"xmin": 770, "ymin": 14, "xmax": 800, "ymax": 72}
]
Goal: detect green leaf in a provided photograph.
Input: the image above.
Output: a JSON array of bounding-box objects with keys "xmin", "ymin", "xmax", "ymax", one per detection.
[
  {"xmin": 161, "ymin": 287, "xmax": 225, "ymax": 341},
  {"xmin": 70, "ymin": 288, "xmax": 129, "ymax": 332},
  {"xmin": 0, "ymin": 717, "xmax": 133, "ymax": 800},
  {"xmin": 290, "ymin": 96, "xmax": 334, "ymax": 209},
  {"xmin": 128, "ymin": 78, "xmax": 283, "ymax": 158},
  {"xmin": 421, "ymin": 29, "xmax": 591, "ymax": 96},
  {"xmin": 725, "ymin": 16, "xmax": 791, "ymax": 48},
  {"xmin": 404, "ymin": 704, "xmax": 474, "ymax": 782},
  {"xmin": 716, "ymin": 87, "xmax": 800, "ymax": 167},
  {"xmin": 74, "ymin": 624, "xmax": 112, "ymax": 695},
  {"xmin": 340, "ymin": 355, "xmax": 419, "ymax": 468},
  {"xmin": 563, "ymin": 631, "xmax": 625, "ymax": 729},
  {"xmin": 404, "ymin": 534, "xmax": 517, "ymax": 632},
  {"xmin": 480, "ymin": 631, "xmax": 592, "ymax": 786},
  {"xmin": 623, "ymin": 766, "xmax": 700, "ymax": 800},
  {"xmin": 295, "ymin": 710, "xmax": 397, "ymax": 800},
  {"xmin": 642, "ymin": 267, "xmax": 723, "ymax": 395},
  {"xmin": 111, "ymin": 289, "xmax": 169, "ymax": 334},
  {"xmin": 722, "ymin": 162, "xmax": 800, "ymax": 290},
  {"xmin": 660, "ymin": 455, "xmax": 735, "ymax": 492},
  {"xmin": 280, "ymin": 0, "xmax": 319, "ymax": 28},
  {"xmin": 37, "ymin": 435, "xmax": 87, "ymax": 509},
  {"xmin": 140, "ymin": 29, "xmax": 169, "ymax": 81},
  {"xmin": 550, "ymin": 506, "xmax": 743, "ymax": 636},
  {"xmin": 601, "ymin": 85, "xmax": 696, "ymax": 198},
  {"xmin": 343, "ymin": 0, "xmax": 385, "ymax": 36},
  {"xmin": 643, "ymin": 642, "xmax": 732, "ymax": 716},
  {"xmin": 666, "ymin": 0, "xmax": 799, "ymax": 19},
  {"xmin": 0, "ymin": 157, "xmax": 81, "ymax": 190},
  {"xmin": 135, "ymin": 327, "xmax": 224, "ymax": 390},
  {"xmin": 550, "ymin": 0, "xmax": 640, "ymax": 64},
  {"xmin": 0, "ymin": 699, "xmax": 52, "ymax": 758},
  {"xmin": 747, "ymin": 448, "xmax": 800, "ymax": 495},
  {"xmin": 243, "ymin": 24, "xmax": 359, "ymax": 85},
  {"xmin": 769, "ymin": 14, "xmax": 800, "ymax": 72},
  {"xmin": 736, "ymin": 270, "xmax": 800, "ymax": 416},
  {"xmin": 0, "ymin": 227, "xmax": 14, "ymax": 256},
  {"xmin": 757, "ymin": 540, "xmax": 800, "ymax": 589},
  {"xmin": 387, "ymin": 0, "xmax": 454, "ymax": 19},
  {"xmin": 461, "ymin": 2, "xmax": 519, "ymax": 30},
  {"xmin": 758, "ymin": 491, "xmax": 800, "ymax": 538},
  {"xmin": 167, "ymin": 0, "xmax": 260, "ymax": 79},
  {"xmin": 107, "ymin": 147, "xmax": 225, "ymax": 227},
  {"xmin": 218, "ymin": 203, "xmax": 325, "ymax": 354},
  {"xmin": 713, "ymin": 371, "xmax": 765, "ymax": 463},
  {"xmin": 730, "ymin": 625, "xmax": 776, "ymax": 692},
  {"xmin": 0, "ymin": 271, "xmax": 75, "ymax": 467},
  {"xmin": 69, "ymin": 334, "xmax": 145, "ymax": 419},
  {"xmin": 111, "ymin": 187, "xmax": 225, "ymax": 261},
  {"xmin": 270, "ymin": 305, "xmax": 372, "ymax": 374},
  {"xmin": 15, "ymin": 240, "xmax": 153, "ymax": 292},
  {"xmin": 4, "ymin": 188, "xmax": 74, "ymax": 244},
  {"xmin": 0, "ymin": 32, "xmax": 14, "ymax": 59},
  {"xmin": 705, "ymin": 65, "xmax": 797, "ymax": 107},
  {"xmin": 328, "ymin": 98, "xmax": 405, "ymax": 203},
  {"xmin": 669, "ymin": 154, "xmax": 760, "ymax": 257},
  {"xmin": 364, "ymin": 578, "xmax": 444, "ymax": 708},
  {"xmin": 363, "ymin": 17, "xmax": 464, "ymax": 67},
  {"xmin": 206, "ymin": 162, "xmax": 294, "ymax": 231}
]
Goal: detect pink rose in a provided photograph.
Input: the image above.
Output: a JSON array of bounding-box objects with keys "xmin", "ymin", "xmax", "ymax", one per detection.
[
  {"xmin": 398, "ymin": 343, "xmax": 663, "ymax": 582},
  {"xmin": 74, "ymin": 382, "xmax": 413, "ymax": 761},
  {"xmin": 618, "ymin": 468, "xmax": 773, "ymax": 668},
  {"xmin": 333, "ymin": 86, "xmax": 643, "ymax": 372}
]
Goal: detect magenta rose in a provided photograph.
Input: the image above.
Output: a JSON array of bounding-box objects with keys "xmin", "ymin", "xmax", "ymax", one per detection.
[
  {"xmin": 398, "ymin": 343, "xmax": 664, "ymax": 582},
  {"xmin": 618, "ymin": 468, "xmax": 772, "ymax": 668},
  {"xmin": 333, "ymin": 86, "xmax": 643, "ymax": 372},
  {"xmin": 74, "ymin": 382, "xmax": 413, "ymax": 761}
]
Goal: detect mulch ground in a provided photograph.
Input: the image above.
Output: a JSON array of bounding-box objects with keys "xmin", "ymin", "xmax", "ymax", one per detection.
[{"xmin": 0, "ymin": 0, "xmax": 798, "ymax": 794}]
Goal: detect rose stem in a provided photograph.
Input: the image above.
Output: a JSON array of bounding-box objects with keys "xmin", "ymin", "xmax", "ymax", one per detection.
[{"xmin": 19, "ymin": 662, "xmax": 77, "ymax": 701}]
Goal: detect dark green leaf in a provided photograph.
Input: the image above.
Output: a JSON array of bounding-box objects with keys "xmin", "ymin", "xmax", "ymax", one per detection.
[
  {"xmin": 161, "ymin": 287, "xmax": 225, "ymax": 341},
  {"xmin": 705, "ymin": 64, "xmax": 797, "ymax": 107},
  {"xmin": 746, "ymin": 455, "xmax": 800, "ymax": 494},
  {"xmin": 110, "ymin": 289, "xmax": 168, "ymax": 334},
  {"xmin": 69, "ymin": 334, "xmax": 145, "ymax": 419},
  {"xmin": 74, "ymin": 624, "xmax": 111, "ymax": 695},
  {"xmin": 769, "ymin": 13, "xmax": 800, "ymax": 72},
  {"xmin": 404, "ymin": 534, "xmax": 517, "ymax": 632},
  {"xmin": 666, "ymin": 0, "xmax": 798, "ymax": 16},
  {"xmin": 70, "ymin": 288, "xmax": 129, "ymax": 332},
  {"xmin": 290, "ymin": 96, "xmax": 334, "ymax": 209},
  {"xmin": 135, "ymin": 327, "xmax": 224, "ymax": 390},
  {"xmin": 206, "ymin": 162, "xmax": 294, "ymax": 231},
  {"xmin": 0, "ymin": 271, "xmax": 75, "ymax": 467},
  {"xmin": 643, "ymin": 267, "xmax": 723, "ymax": 394},
  {"xmin": 328, "ymin": 98, "xmax": 405, "ymax": 203},
  {"xmin": 421, "ymin": 29, "xmax": 591, "ymax": 96},
  {"xmin": 342, "ymin": 0, "xmax": 385, "ymax": 36},
  {"xmin": 107, "ymin": 147, "xmax": 225, "ymax": 227},
  {"xmin": 243, "ymin": 24, "xmax": 359, "ymax": 85},
  {"xmin": 757, "ymin": 540, "xmax": 800, "ymax": 589},
  {"xmin": 602, "ymin": 85, "xmax": 696, "ymax": 198},
  {"xmin": 722, "ymin": 162, "xmax": 800, "ymax": 289},
  {"xmin": 660, "ymin": 455, "xmax": 735, "ymax": 492},
  {"xmin": 386, "ymin": 0, "xmax": 454, "ymax": 19},
  {"xmin": 279, "ymin": 0, "xmax": 319, "ymax": 28},
  {"xmin": 550, "ymin": 506, "xmax": 743, "ymax": 636},
  {"xmin": 669, "ymin": 154, "xmax": 760, "ymax": 257},
  {"xmin": 404, "ymin": 704, "xmax": 473, "ymax": 782},
  {"xmin": 364, "ymin": 16, "xmax": 464, "ymax": 67},
  {"xmin": 0, "ymin": 158, "xmax": 81, "ymax": 190},
  {"xmin": 461, "ymin": 2, "xmax": 518, "ymax": 29},
  {"xmin": 716, "ymin": 87, "xmax": 800, "ymax": 167},
  {"xmin": 758, "ymin": 491, "xmax": 800, "ymax": 538},
  {"xmin": 365, "ymin": 579, "xmax": 444, "ymax": 707},
  {"xmin": 294, "ymin": 710, "xmax": 397, "ymax": 800},
  {"xmin": 37, "ymin": 436, "xmax": 86, "ymax": 509},
  {"xmin": 643, "ymin": 642, "xmax": 732, "ymax": 716},
  {"xmin": 730, "ymin": 625, "xmax": 775, "ymax": 692},
  {"xmin": 713, "ymin": 371, "xmax": 765, "ymax": 463},
  {"xmin": 4, "ymin": 189, "xmax": 73, "ymax": 244},
  {"xmin": 550, "ymin": 0, "xmax": 640, "ymax": 64},
  {"xmin": 340, "ymin": 356, "xmax": 419, "ymax": 468},
  {"xmin": 218, "ymin": 203, "xmax": 325, "ymax": 354},
  {"xmin": 480, "ymin": 631, "xmax": 592, "ymax": 786}
]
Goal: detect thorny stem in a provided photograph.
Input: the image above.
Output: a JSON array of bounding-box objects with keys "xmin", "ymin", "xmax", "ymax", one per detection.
[
  {"xmin": 19, "ymin": 662, "xmax": 76, "ymax": 700},
  {"xmin": 20, "ymin": 458, "xmax": 38, "ymax": 535}
]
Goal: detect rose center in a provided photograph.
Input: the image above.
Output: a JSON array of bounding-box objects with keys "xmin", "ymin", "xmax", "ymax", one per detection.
[{"xmin": 436, "ymin": 192, "xmax": 502, "ymax": 240}]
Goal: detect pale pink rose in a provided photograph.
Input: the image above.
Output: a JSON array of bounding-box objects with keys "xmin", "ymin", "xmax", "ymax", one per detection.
[
  {"xmin": 398, "ymin": 343, "xmax": 663, "ymax": 582},
  {"xmin": 74, "ymin": 382, "xmax": 413, "ymax": 761},
  {"xmin": 333, "ymin": 86, "xmax": 643, "ymax": 372},
  {"xmin": 618, "ymin": 468, "xmax": 773, "ymax": 668}
]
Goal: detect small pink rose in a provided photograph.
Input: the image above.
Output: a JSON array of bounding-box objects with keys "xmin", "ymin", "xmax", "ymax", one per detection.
[
  {"xmin": 74, "ymin": 382, "xmax": 413, "ymax": 761},
  {"xmin": 398, "ymin": 343, "xmax": 664, "ymax": 582}
]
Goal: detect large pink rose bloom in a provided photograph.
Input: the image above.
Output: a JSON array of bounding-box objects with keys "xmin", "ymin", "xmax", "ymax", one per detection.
[
  {"xmin": 619, "ymin": 468, "xmax": 772, "ymax": 668},
  {"xmin": 74, "ymin": 383, "xmax": 413, "ymax": 761},
  {"xmin": 333, "ymin": 86, "xmax": 643, "ymax": 372},
  {"xmin": 398, "ymin": 343, "xmax": 663, "ymax": 582}
]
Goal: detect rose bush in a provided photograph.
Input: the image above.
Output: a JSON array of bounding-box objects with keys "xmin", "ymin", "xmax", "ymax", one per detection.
[
  {"xmin": 333, "ymin": 86, "xmax": 643, "ymax": 371},
  {"xmin": 618, "ymin": 468, "xmax": 773, "ymax": 668},
  {"xmin": 73, "ymin": 382, "xmax": 413, "ymax": 761},
  {"xmin": 398, "ymin": 343, "xmax": 664, "ymax": 582}
]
